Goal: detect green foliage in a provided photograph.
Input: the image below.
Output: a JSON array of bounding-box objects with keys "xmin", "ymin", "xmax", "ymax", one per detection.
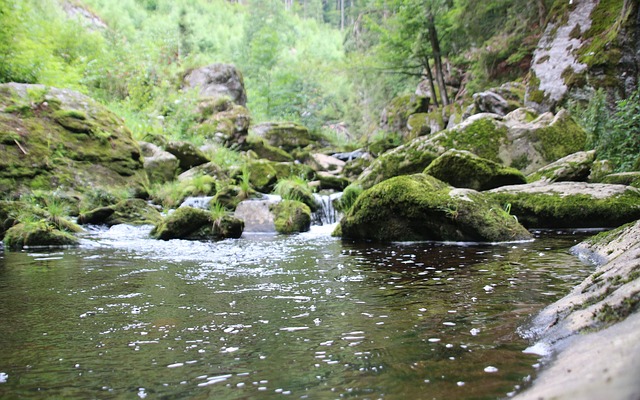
[
  {"xmin": 570, "ymin": 88, "xmax": 640, "ymax": 171},
  {"xmin": 273, "ymin": 175, "xmax": 318, "ymax": 211}
]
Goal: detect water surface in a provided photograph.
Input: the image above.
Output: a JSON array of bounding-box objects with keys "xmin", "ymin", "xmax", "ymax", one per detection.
[{"xmin": 0, "ymin": 225, "xmax": 592, "ymax": 399}]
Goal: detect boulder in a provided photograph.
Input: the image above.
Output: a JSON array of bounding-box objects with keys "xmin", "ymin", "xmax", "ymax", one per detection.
[
  {"xmin": 309, "ymin": 153, "xmax": 345, "ymax": 174},
  {"xmin": 489, "ymin": 181, "xmax": 640, "ymax": 228},
  {"xmin": 424, "ymin": 149, "xmax": 526, "ymax": 191},
  {"xmin": 247, "ymin": 160, "xmax": 278, "ymax": 193},
  {"xmin": 151, "ymin": 206, "xmax": 244, "ymax": 240},
  {"xmin": 339, "ymin": 174, "xmax": 531, "ymax": 243},
  {"xmin": 472, "ymin": 83, "xmax": 525, "ymax": 116},
  {"xmin": 380, "ymin": 94, "xmax": 429, "ymax": 138},
  {"xmin": 271, "ymin": 200, "xmax": 311, "ymax": 234},
  {"xmin": 182, "ymin": 63, "xmax": 247, "ymax": 106},
  {"xmin": 177, "ymin": 162, "xmax": 226, "ymax": 182},
  {"xmin": 193, "ymin": 104, "xmax": 251, "ymax": 147},
  {"xmin": 316, "ymin": 172, "xmax": 350, "ymax": 191},
  {"xmin": 165, "ymin": 141, "xmax": 209, "ymax": 171},
  {"xmin": 78, "ymin": 198, "xmax": 163, "ymax": 227},
  {"xmin": 139, "ymin": 141, "xmax": 179, "ymax": 184},
  {"xmin": 528, "ymin": 150, "xmax": 596, "ymax": 182},
  {"xmin": 251, "ymin": 122, "xmax": 325, "ymax": 152},
  {"xmin": 234, "ymin": 197, "xmax": 278, "ymax": 233},
  {"xmin": 4, "ymin": 223, "xmax": 78, "ymax": 249},
  {"xmin": 273, "ymin": 177, "xmax": 318, "ymax": 212},
  {"xmin": 243, "ymin": 136, "xmax": 293, "ymax": 162},
  {"xmin": 600, "ymin": 172, "xmax": 640, "ymax": 188},
  {"xmin": 0, "ymin": 83, "xmax": 146, "ymax": 195}
]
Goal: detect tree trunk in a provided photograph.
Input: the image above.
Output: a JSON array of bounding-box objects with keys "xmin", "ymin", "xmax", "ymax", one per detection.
[
  {"xmin": 427, "ymin": 12, "xmax": 449, "ymax": 106},
  {"xmin": 423, "ymin": 57, "xmax": 439, "ymax": 108}
]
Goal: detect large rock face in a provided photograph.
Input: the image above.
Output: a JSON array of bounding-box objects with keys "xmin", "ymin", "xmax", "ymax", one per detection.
[
  {"xmin": 0, "ymin": 83, "xmax": 146, "ymax": 195},
  {"xmin": 526, "ymin": 0, "xmax": 640, "ymax": 111},
  {"xmin": 339, "ymin": 174, "xmax": 531, "ymax": 243},
  {"xmin": 182, "ymin": 63, "xmax": 247, "ymax": 106},
  {"xmin": 489, "ymin": 181, "xmax": 640, "ymax": 228}
]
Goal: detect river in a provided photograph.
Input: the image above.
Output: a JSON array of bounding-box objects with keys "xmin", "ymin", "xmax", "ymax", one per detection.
[{"xmin": 0, "ymin": 224, "xmax": 593, "ymax": 399}]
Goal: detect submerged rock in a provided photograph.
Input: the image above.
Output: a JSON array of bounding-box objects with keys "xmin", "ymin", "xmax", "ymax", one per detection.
[
  {"xmin": 339, "ymin": 174, "xmax": 531, "ymax": 243},
  {"xmin": 489, "ymin": 181, "xmax": 640, "ymax": 228},
  {"xmin": 151, "ymin": 206, "xmax": 243, "ymax": 240},
  {"xmin": 424, "ymin": 149, "xmax": 526, "ymax": 191},
  {"xmin": 78, "ymin": 198, "xmax": 163, "ymax": 227}
]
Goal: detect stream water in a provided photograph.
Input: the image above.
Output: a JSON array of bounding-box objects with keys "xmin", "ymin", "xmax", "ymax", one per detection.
[{"xmin": 0, "ymin": 224, "xmax": 593, "ymax": 399}]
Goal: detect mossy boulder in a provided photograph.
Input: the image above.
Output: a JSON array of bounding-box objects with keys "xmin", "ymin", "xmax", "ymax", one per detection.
[
  {"xmin": 0, "ymin": 83, "xmax": 146, "ymax": 195},
  {"xmin": 139, "ymin": 141, "xmax": 179, "ymax": 184},
  {"xmin": 271, "ymin": 200, "xmax": 311, "ymax": 234},
  {"xmin": 151, "ymin": 206, "xmax": 244, "ymax": 240},
  {"xmin": 4, "ymin": 222, "xmax": 79, "ymax": 249},
  {"xmin": 424, "ymin": 149, "xmax": 526, "ymax": 191},
  {"xmin": 489, "ymin": 181, "xmax": 640, "ymax": 228},
  {"xmin": 165, "ymin": 140, "xmax": 209, "ymax": 171},
  {"xmin": 317, "ymin": 172, "xmax": 350, "ymax": 191},
  {"xmin": 528, "ymin": 150, "xmax": 596, "ymax": 182},
  {"xmin": 244, "ymin": 136, "xmax": 293, "ymax": 162},
  {"xmin": 600, "ymin": 172, "xmax": 640, "ymax": 188},
  {"xmin": 193, "ymin": 104, "xmax": 251, "ymax": 147},
  {"xmin": 271, "ymin": 162, "xmax": 316, "ymax": 182},
  {"xmin": 247, "ymin": 160, "xmax": 278, "ymax": 193},
  {"xmin": 273, "ymin": 178, "xmax": 319, "ymax": 212},
  {"xmin": 251, "ymin": 122, "xmax": 325, "ymax": 152},
  {"xmin": 380, "ymin": 94, "xmax": 430, "ymax": 138},
  {"xmin": 78, "ymin": 198, "xmax": 163, "ymax": 227},
  {"xmin": 340, "ymin": 174, "xmax": 531, "ymax": 243}
]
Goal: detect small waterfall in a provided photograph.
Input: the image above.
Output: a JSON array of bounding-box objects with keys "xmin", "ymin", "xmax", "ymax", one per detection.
[
  {"xmin": 312, "ymin": 193, "xmax": 342, "ymax": 226},
  {"xmin": 179, "ymin": 196, "xmax": 215, "ymax": 209}
]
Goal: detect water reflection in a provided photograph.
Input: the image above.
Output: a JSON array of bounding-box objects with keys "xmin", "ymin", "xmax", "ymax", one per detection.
[{"xmin": 0, "ymin": 226, "xmax": 592, "ymax": 399}]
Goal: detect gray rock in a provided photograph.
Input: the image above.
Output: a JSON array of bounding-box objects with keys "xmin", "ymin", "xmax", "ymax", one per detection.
[
  {"xmin": 139, "ymin": 141, "xmax": 179, "ymax": 184},
  {"xmin": 183, "ymin": 63, "xmax": 247, "ymax": 106}
]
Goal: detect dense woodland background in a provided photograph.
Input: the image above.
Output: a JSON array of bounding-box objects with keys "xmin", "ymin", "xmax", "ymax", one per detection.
[{"xmin": 0, "ymin": 0, "xmax": 638, "ymax": 171}]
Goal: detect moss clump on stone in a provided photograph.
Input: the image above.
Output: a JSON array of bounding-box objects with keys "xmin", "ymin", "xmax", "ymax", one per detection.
[
  {"xmin": 424, "ymin": 149, "xmax": 526, "ymax": 191},
  {"xmin": 271, "ymin": 200, "xmax": 311, "ymax": 234},
  {"xmin": 78, "ymin": 198, "xmax": 163, "ymax": 227},
  {"xmin": 244, "ymin": 136, "xmax": 293, "ymax": 162},
  {"xmin": 4, "ymin": 221, "xmax": 78, "ymax": 249},
  {"xmin": 247, "ymin": 160, "xmax": 278, "ymax": 193},
  {"xmin": 439, "ymin": 117, "xmax": 508, "ymax": 162},
  {"xmin": 273, "ymin": 177, "xmax": 318, "ymax": 211},
  {"xmin": 534, "ymin": 110, "xmax": 587, "ymax": 161},
  {"xmin": 151, "ymin": 206, "xmax": 243, "ymax": 240},
  {"xmin": 340, "ymin": 174, "xmax": 531, "ymax": 243},
  {"xmin": 489, "ymin": 190, "xmax": 640, "ymax": 229}
]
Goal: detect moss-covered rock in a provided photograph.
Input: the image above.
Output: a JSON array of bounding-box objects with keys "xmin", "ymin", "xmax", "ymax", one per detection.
[
  {"xmin": 489, "ymin": 181, "xmax": 640, "ymax": 228},
  {"xmin": 244, "ymin": 136, "xmax": 293, "ymax": 162},
  {"xmin": 424, "ymin": 149, "xmax": 526, "ymax": 191},
  {"xmin": 600, "ymin": 172, "xmax": 640, "ymax": 188},
  {"xmin": 247, "ymin": 160, "xmax": 278, "ymax": 193},
  {"xmin": 0, "ymin": 83, "xmax": 146, "ymax": 195},
  {"xmin": 380, "ymin": 94, "xmax": 430, "ymax": 138},
  {"xmin": 165, "ymin": 140, "xmax": 209, "ymax": 171},
  {"xmin": 271, "ymin": 162, "xmax": 316, "ymax": 182},
  {"xmin": 4, "ymin": 222, "xmax": 78, "ymax": 249},
  {"xmin": 273, "ymin": 177, "xmax": 319, "ymax": 212},
  {"xmin": 139, "ymin": 141, "xmax": 179, "ymax": 184},
  {"xmin": 151, "ymin": 205, "xmax": 243, "ymax": 240},
  {"xmin": 193, "ymin": 104, "xmax": 251, "ymax": 147},
  {"xmin": 317, "ymin": 172, "xmax": 350, "ymax": 191},
  {"xmin": 340, "ymin": 174, "xmax": 531, "ymax": 243},
  {"xmin": 271, "ymin": 200, "xmax": 311, "ymax": 234},
  {"xmin": 528, "ymin": 150, "xmax": 596, "ymax": 182},
  {"xmin": 78, "ymin": 198, "xmax": 162, "ymax": 227},
  {"xmin": 251, "ymin": 122, "xmax": 325, "ymax": 152}
]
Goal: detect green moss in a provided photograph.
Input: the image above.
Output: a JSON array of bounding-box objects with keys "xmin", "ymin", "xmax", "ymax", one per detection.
[
  {"xmin": 424, "ymin": 150, "xmax": 526, "ymax": 191},
  {"xmin": 151, "ymin": 206, "xmax": 213, "ymax": 240},
  {"xmin": 4, "ymin": 221, "xmax": 78, "ymax": 249},
  {"xmin": 245, "ymin": 136, "xmax": 293, "ymax": 162},
  {"xmin": 535, "ymin": 111, "xmax": 587, "ymax": 161},
  {"xmin": 271, "ymin": 200, "xmax": 311, "ymax": 234},
  {"xmin": 577, "ymin": 0, "xmax": 626, "ymax": 68},
  {"xmin": 341, "ymin": 174, "xmax": 530, "ymax": 242},
  {"xmin": 358, "ymin": 143, "xmax": 438, "ymax": 190},
  {"xmin": 247, "ymin": 160, "xmax": 278, "ymax": 193},
  {"xmin": 593, "ymin": 291, "xmax": 640, "ymax": 328},
  {"xmin": 489, "ymin": 190, "xmax": 640, "ymax": 228},
  {"xmin": 439, "ymin": 118, "xmax": 508, "ymax": 162},
  {"xmin": 273, "ymin": 176, "xmax": 318, "ymax": 211}
]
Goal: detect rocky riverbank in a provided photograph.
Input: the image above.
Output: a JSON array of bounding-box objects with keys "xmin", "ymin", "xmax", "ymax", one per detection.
[{"xmin": 514, "ymin": 221, "xmax": 640, "ymax": 399}]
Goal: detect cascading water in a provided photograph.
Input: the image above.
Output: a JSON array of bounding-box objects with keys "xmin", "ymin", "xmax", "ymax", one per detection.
[{"xmin": 312, "ymin": 192, "xmax": 343, "ymax": 226}]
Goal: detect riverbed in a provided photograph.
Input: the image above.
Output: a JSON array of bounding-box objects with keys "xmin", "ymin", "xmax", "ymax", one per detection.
[{"xmin": 0, "ymin": 224, "xmax": 593, "ymax": 399}]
